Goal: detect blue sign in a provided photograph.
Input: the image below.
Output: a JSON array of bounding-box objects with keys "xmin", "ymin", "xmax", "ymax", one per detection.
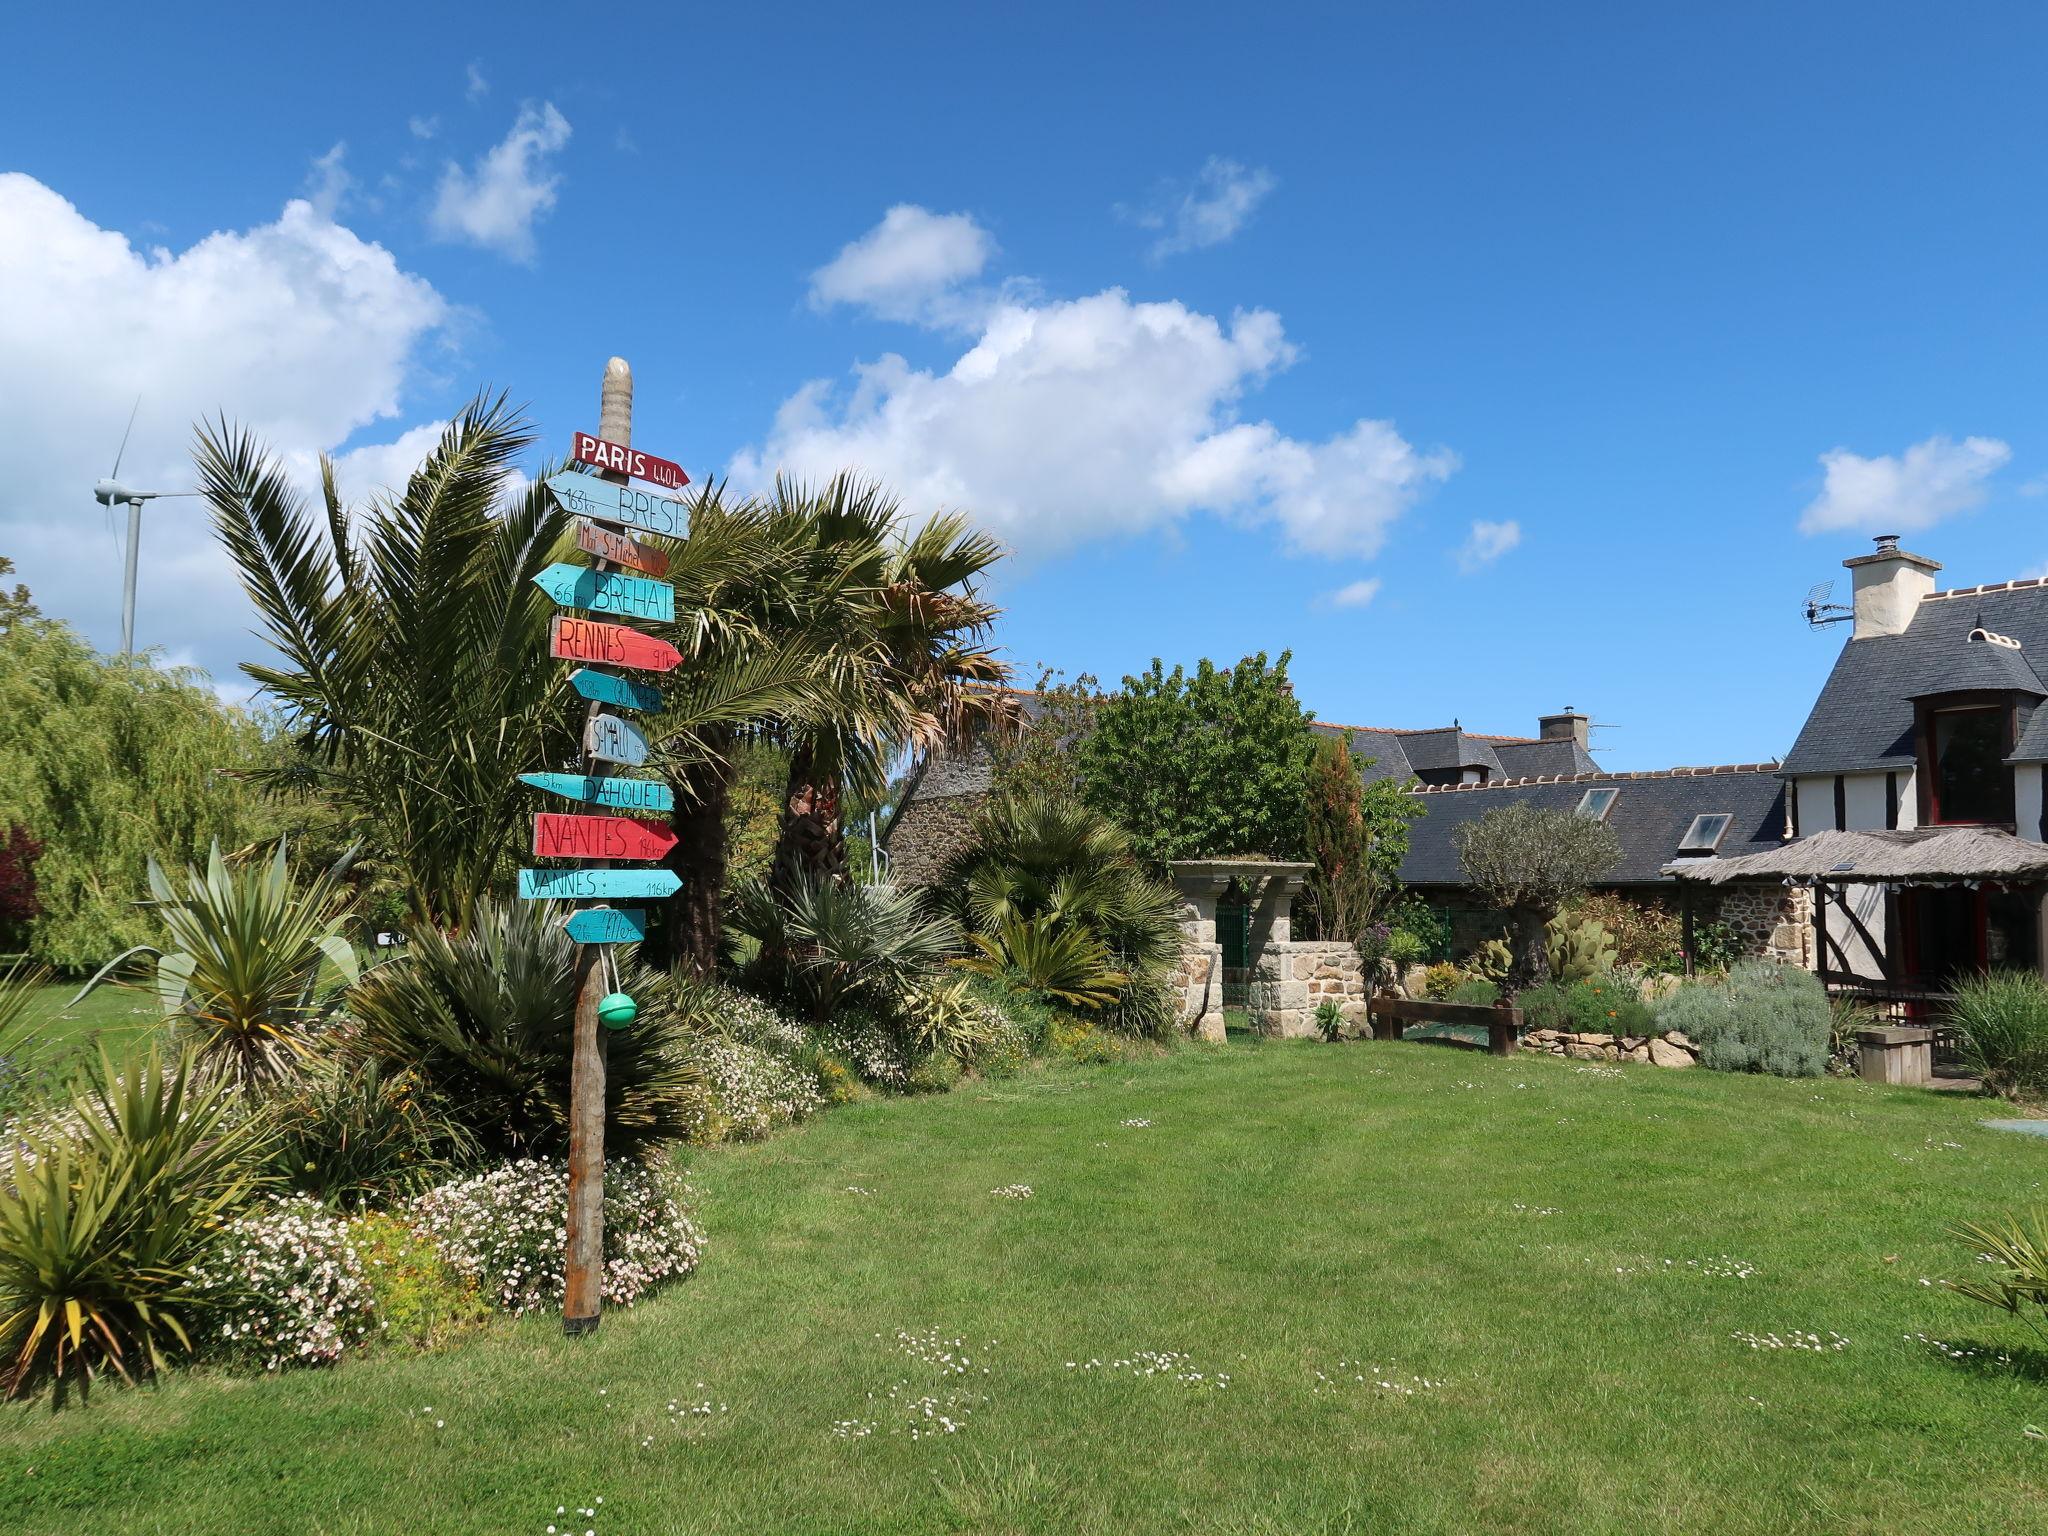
[
  {"xmin": 584, "ymin": 712, "xmax": 650, "ymax": 766},
  {"xmin": 564, "ymin": 907, "xmax": 650, "ymax": 944},
  {"xmin": 569, "ymin": 667, "xmax": 662, "ymax": 713},
  {"xmin": 533, "ymin": 562, "xmax": 675, "ymax": 623},
  {"xmin": 518, "ymin": 868, "xmax": 682, "ymax": 901},
  {"xmin": 519, "ymin": 771, "xmax": 674, "ymax": 813},
  {"xmin": 545, "ymin": 473, "xmax": 690, "ymax": 539}
]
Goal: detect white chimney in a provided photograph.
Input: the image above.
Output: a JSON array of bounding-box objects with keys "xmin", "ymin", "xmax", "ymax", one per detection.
[{"xmin": 1844, "ymin": 535, "xmax": 1940, "ymax": 640}]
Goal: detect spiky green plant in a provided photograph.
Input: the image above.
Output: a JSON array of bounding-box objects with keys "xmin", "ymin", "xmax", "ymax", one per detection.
[
  {"xmin": 343, "ymin": 898, "xmax": 701, "ymax": 1161},
  {"xmin": 73, "ymin": 841, "xmax": 358, "ymax": 1089},
  {"xmin": 960, "ymin": 918, "xmax": 1128, "ymax": 1013},
  {"xmin": 1944, "ymin": 970, "xmax": 2048, "ymax": 1098},
  {"xmin": 0, "ymin": 1046, "xmax": 270, "ymax": 1398},
  {"xmin": 1946, "ymin": 1210, "xmax": 2048, "ymax": 1347},
  {"xmin": 730, "ymin": 875, "xmax": 958, "ymax": 1024}
]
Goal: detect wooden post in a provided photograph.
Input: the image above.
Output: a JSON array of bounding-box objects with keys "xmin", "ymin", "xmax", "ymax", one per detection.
[
  {"xmin": 562, "ymin": 357, "xmax": 633, "ymax": 1336},
  {"xmin": 1680, "ymin": 887, "xmax": 1696, "ymax": 979}
]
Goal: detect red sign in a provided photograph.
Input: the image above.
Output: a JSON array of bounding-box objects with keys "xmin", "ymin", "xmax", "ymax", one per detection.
[
  {"xmin": 575, "ymin": 519, "xmax": 669, "ymax": 577},
  {"xmin": 534, "ymin": 812, "xmax": 677, "ymax": 862},
  {"xmin": 571, "ymin": 431, "xmax": 689, "ymax": 491},
  {"xmin": 549, "ymin": 615, "xmax": 683, "ymax": 674}
]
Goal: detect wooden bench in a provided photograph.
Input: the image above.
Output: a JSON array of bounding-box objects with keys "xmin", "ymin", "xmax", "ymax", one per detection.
[{"xmin": 1366, "ymin": 997, "xmax": 1523, "ymax": 1057}]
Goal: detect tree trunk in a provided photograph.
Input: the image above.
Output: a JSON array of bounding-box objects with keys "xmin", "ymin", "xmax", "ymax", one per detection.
[
  {"xmin": 1511, "ymin": 903, "xmax": 1551, "ymax": 991},
  {"xmin": 653, "ymin": 729, "xmax": 735, "ymax": 976},
  {"xmin": 770, "ymin": 741, "xmax": 846, "ymax": 898}
]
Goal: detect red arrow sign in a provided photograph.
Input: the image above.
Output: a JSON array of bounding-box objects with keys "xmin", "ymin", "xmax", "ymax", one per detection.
[
  {"xmin": 549, "ymin": 614, "xmax": 683, "ymax": 674},
  {"xmin": 575, "ymin": 518, "xmax": 669, "ymax": 577},
  {"xmin": 572, "ymin": 431, "xmax": 689, "ymax": 491},
  {"xmin": 534, "ymin": 811, "xmax": 678, "ymax": 862}
]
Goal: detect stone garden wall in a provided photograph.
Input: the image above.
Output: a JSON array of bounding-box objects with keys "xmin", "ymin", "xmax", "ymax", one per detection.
[
  {"xmin": 1522, "ymin": 1027, "xmax": 1699, "ymax": 1067},
  {"xmin": 1252, "ymin": 941, "xmax": 1367, "ymax": 1039}
]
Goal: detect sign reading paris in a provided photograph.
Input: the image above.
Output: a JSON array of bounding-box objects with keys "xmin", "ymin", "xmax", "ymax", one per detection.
[{"xmin": 571, "ymin": 431, "xmax": 689, "ymax": 491}]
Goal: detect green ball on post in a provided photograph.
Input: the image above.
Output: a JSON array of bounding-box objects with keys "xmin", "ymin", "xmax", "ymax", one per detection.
[{"xmin": 597, "ymin": 991, "xmax": 638, "ymax": 1031}]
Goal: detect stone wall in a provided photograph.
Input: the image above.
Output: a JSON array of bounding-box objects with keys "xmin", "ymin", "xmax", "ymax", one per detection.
[
  {"xmin": 883, "ymin": 796, "xmax": 980, "ymax": 887},
  {"xmin": 1252, "ymin": 941, "xmax": 1367, "ymax": 1039},
  {"xmin": 1523, "ymin": 1027, "xmax": 1699, "ymax": 1067},
  {"xmin": 1698, "ymin": 882, "xmax": 1812, "ymax": 968},
  {"xmin": 1172, "ymin": 891, "xmax": 1226, "ymax": 1041}
]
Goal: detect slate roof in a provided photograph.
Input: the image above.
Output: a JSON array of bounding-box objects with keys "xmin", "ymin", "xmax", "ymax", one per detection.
[
  {"xmin": 1783, "ymin": 579, "xmax": 2048, "ymax": 776},
  {"xmin": 1311, "ymin": 721, "xmax": 1596, "ymax": 782},
  {"xmin": 1398, "ymin": 765, "xmax": 1788, "ymax": 888},
  {"xmin": 1494, "ymin": 737, "xmax": 1600, "ymax": 778}
]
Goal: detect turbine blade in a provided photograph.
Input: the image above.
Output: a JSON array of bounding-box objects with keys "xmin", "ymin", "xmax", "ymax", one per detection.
[{"xmin": 111, "ymin": 395, "xmax": 141, "ymax": 478}]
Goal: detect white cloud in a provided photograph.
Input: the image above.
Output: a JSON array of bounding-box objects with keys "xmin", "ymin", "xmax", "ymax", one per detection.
[
  {"xmin": 808, "ymin": 205, "xmax": 997, "ymax": 327},
  {"xmin": 0, "ymin": 173, "xmax": 448, "ymax": 677},
  {"xmin": 1324, "ymin": 578, "xmax": 1382, "ymax": 609},
  {"xmin": 409, "ymin": 115, "xmax": 439, "ymax": 140},
  {"xmin": 732, "ymin": 286, "xmax": 1454, "ymax": 561},
  {"xmin": 1123, "ymin": 157, "xmax": 1278, "ymax": 260},
  {"xmin": 304, "ymin": 142, "xmax": 351, "ymax": 219},
  {"xmin": 465, "ymin": 62, "xmax": 489, "ymax": 103},
  {"xmin": 1456, "ymin": 518, "xmax": 1520, "ymax": 571},
  {"xmin": 1798, "ymin": 434, "xmax": 2010, "ymax": 535},
  {"xmin": 429, "ymin": 103, "xmax": 571, "ymax": 262}
]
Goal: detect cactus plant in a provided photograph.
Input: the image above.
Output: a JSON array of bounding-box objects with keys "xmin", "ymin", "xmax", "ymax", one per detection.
[{"xmin": 1546, "ymin": 915, "xmax": 1617, "ymax": 985}]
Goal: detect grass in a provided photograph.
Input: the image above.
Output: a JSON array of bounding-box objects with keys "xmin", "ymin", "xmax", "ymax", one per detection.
[
  {"xmin": 16, "ymin": 981, "xmax": 164, "ymax": 1055},
  {"xmin": 3, "ymin": 1040, "xmax": 2046, "ymax": 1534}
]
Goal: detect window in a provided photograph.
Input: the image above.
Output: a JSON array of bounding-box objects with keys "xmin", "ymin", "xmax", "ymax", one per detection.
[
  {"xmin": 1925, "ymin": 704, "xmax": 2011, "ymax": 824},
  {"xmin": 1575, "ymin": 787, "xmax": 1617, "ymax": 820},
  {"xmin": 1676, "ymin": 812, "xmax": 1732, "ymax": 854}
]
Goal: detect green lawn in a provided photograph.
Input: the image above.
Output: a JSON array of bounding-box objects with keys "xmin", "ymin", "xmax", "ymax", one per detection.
[
  {"xmin": 17, "ymin": 981, "xmax": 164, "ymax": 1055},
  {"xmin": 4, "ymin": 1041, "xmax": 2046, "ymax": 1534}
]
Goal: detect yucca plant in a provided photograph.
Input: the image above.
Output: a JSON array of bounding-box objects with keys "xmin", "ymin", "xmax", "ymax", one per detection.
[
  {"xmin": 1946, "ymin": 1210, "xmax": 2048, "ymax": 1347},
  {"xmin": 74, "ymin": 841, "xmax": 359, "ymax": 1090},
  {"xmin": 343, "ymin": 898, "xmax": 701, "ymax": 1161},
  {"xmin": 0, "ymin": 1046, "xmax": 270, "ymax": 1399}
]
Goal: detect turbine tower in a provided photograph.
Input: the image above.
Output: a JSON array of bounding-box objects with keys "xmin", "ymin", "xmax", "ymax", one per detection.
[{"xmin": 91, "ymin": 400, "xmax": 201, "ymax": 657}]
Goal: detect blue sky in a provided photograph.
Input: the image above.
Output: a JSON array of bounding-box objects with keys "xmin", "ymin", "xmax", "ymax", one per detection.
[{"xmin": 4, "ymin": 2, "xmax": 2046, "ymax": 770}]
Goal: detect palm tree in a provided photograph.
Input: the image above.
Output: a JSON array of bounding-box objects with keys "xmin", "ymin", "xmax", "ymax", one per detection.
[
  {"xmin": 199, "ymin": 394, "xmax": 818, "ymax": 930},
  {"xmin": 764, "ymin": 475, "xmax": 1013, "ymax": 898}
]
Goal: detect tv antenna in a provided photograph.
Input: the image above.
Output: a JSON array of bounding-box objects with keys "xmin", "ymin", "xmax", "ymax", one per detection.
[
  {"xmin": 1803, "ymin": 580, "xmax": 1852, "ymax": 630},
  {"xmin": 91, "ymin": 399, "xmax": 203, "ymax": 657}
]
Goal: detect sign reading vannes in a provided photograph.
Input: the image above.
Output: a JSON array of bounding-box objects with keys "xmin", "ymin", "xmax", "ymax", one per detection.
[{"xmin": 571, "ymin": 431, "xmax": 689, "ymax": 491}]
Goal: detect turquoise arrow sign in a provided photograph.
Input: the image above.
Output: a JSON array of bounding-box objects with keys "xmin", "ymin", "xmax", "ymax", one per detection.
[
  {"xmin": 519, "ymin": 771, "xmax": 674, "ymax": 813},
  {"xmin": 564, "ymin": 907, "xmax": 649, "ymax": 944},
  {"xmin": 569, "ymin": 667, "xmax": 662, "ymax": 713},
  {"xmin": 545, "ymin": 473, "xmax": 690, "ymax": 538},
  {"xmin": 533, "ymin": 562, "xmax": 675, "ymax": 623},
  {"xmin": 585, "ymin": 712, "xmax": 650, "ymax": 766},
  {"xmin": 518, "ymin": 868, "xmax": 682, "ymax": 901}
]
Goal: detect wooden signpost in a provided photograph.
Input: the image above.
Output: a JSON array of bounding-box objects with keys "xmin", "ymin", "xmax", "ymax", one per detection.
[
  {"xmin": 519, "ymin": 770, "xmax": 674, "ymax": 813},
  {"xmin": 563, "ymin": 907, "xmax": 649, "ymax": 944},
  {"xmin": 528, "ymin": 360, "xmax": 695, "ymax": 1341},
  {"xmin": 568, "ymin": 668, "xmax": 662, "ymax": 713},
  {"xmin": 575, "ymin": 520, "xmax": 669, "ymax": 577},
  {"xmin": 534, "ymin": 811, "xmax": 677, "ymax": 862},
  {"xmin": 533, "ymin": 561, "xmax": 676, "ymax": 623},
  {"xmin": 549, "ymin": 614, "xmax": 684, "ymax": 674},
  {"xmin": 583, "ymin": 712, "xmax": 650, "ymax": 766},
  {"xmin": 544, "ymin": 472, "xmax": 691, "ymax": 538},
  {"xmin": 517, "ymin": 866, "xmax": 683, "ymax": 901},
  {"xmin": 571, "ymin": 430, "xmax": 689, "ymax": 491}
]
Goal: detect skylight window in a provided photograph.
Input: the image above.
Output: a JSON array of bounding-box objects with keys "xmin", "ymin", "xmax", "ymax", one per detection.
[
  {"xmin": 1575, "ymin": 788, "xmax": 1617, "ymax": 820},
  {"xmin": 1677, "ymin": 812, "xmax": 1732, "ymax": 854}
]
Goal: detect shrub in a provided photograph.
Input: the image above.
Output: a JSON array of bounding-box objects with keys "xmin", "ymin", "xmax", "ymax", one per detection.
[
  {"xmin": 1944, "ymin": 971, "xmax": 2048, "ymax": 1098},
  {"xmin": 898, "ymin": 975, "xmax": 1003, "ymax": 1064},
  {"xmin": 1687, "ymin": 918, "xmax": 1745, "ymax": 974},
  {"xmin": 1384, "ymin": 929, "xmax": 1430, "ymax": 968},
  {"xmin": 191, "ymin": 1196, "xmax": 375, "ymax": 1372},
  {"xmin": 0, "ymin": 1047, "xmax": 270, "ymax": 1398},
  {"xmin": 345, "ymin": 899, "xmax": 701, "ymax": 1160},
  {"xmin": 825, "ymin": 1006, "xmax": 914, "ymax": 1089},
  {"xmin": 690, "ymin": 1037, "xmax": 823, "ymax": 1142},
  {"xmin": 265, "ymin": 1059, "xmax": 473, "ymax": 1209},
  {"xmin": 967, "ymin": 977, "xmax": 1058, "ymax": 1056},
  {"xmin": 906, "ymin": 1049, "xmax": 963, "ymax": 1094},
  {"xmin": 1420, "ymin": 963, "xmax": 1465, "ymax": 1001},
  {"xmin": 1570, "ymin": 892, "xmax": 1683, "ymax": 972},
  {"xmin": 1546, "ymin": 916, "xmax": 1617, "ymax": 984},
  {"xmin": 731, "ymin": 875, "xmax": 957, "ymax": 1024},
  {"xmin": 1516, "ymin": 975, "xmax": 1653, "ymax": 1035},
  {"xmin": 1656, "ymin": 961, "xmax": 1828, "ymax": 1077},
  {"xmin": 409, "ymin": 1158, "xmax": 703, "ymax": 1315},
  {"xmin": 345, "ymin": 1211, "xmax": 490, "ymax": 1353},
  {"xmin": 1448, "ymin": 977, "xmax": 1501, "ymax": 1007}
]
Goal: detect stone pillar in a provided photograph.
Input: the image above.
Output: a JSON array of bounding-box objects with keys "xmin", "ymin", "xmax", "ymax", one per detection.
[{"xmin": 1167, "ymin": 875, "xmax": 1228, "ymax": 1041}]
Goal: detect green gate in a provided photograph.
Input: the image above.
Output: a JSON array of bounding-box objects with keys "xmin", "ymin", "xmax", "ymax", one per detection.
[{"xmin": 1218, "ymin": 898, "xmax": 1252, "ymax": 1009}]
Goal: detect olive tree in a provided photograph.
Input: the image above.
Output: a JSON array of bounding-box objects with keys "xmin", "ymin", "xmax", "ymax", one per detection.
[{"xmin": 1455, "ymin": 803, "xmax": 1620, "ymax": 987}]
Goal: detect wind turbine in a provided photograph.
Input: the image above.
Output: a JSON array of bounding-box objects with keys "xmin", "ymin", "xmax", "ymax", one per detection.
[{"xmin": 91, "ymin": 400, "xmax": 202, "ymax": 657}]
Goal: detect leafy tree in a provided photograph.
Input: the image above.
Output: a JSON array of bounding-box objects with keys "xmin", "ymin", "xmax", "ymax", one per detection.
[
  {"xmin": 1455, "ymin": 803, "xmax": 1620, "ymax": 986},
  {"xmin": 1074, "ymin": 652, "xmax": 1315, "ymax": 867},
  {"xmin": 986, "ymin": 669, "xmax": 1101, "ymax": 801},
  {"xmin": 1302, "ymin": 734, "xmax": 1423, "ymax": 943},
  {"xmin": 0, "ymin": 590, "xmax": 265, "ymax": 969},
  {"xmin": 0, "ymin": 824, "xmax": 42, "ymax": 953}
]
